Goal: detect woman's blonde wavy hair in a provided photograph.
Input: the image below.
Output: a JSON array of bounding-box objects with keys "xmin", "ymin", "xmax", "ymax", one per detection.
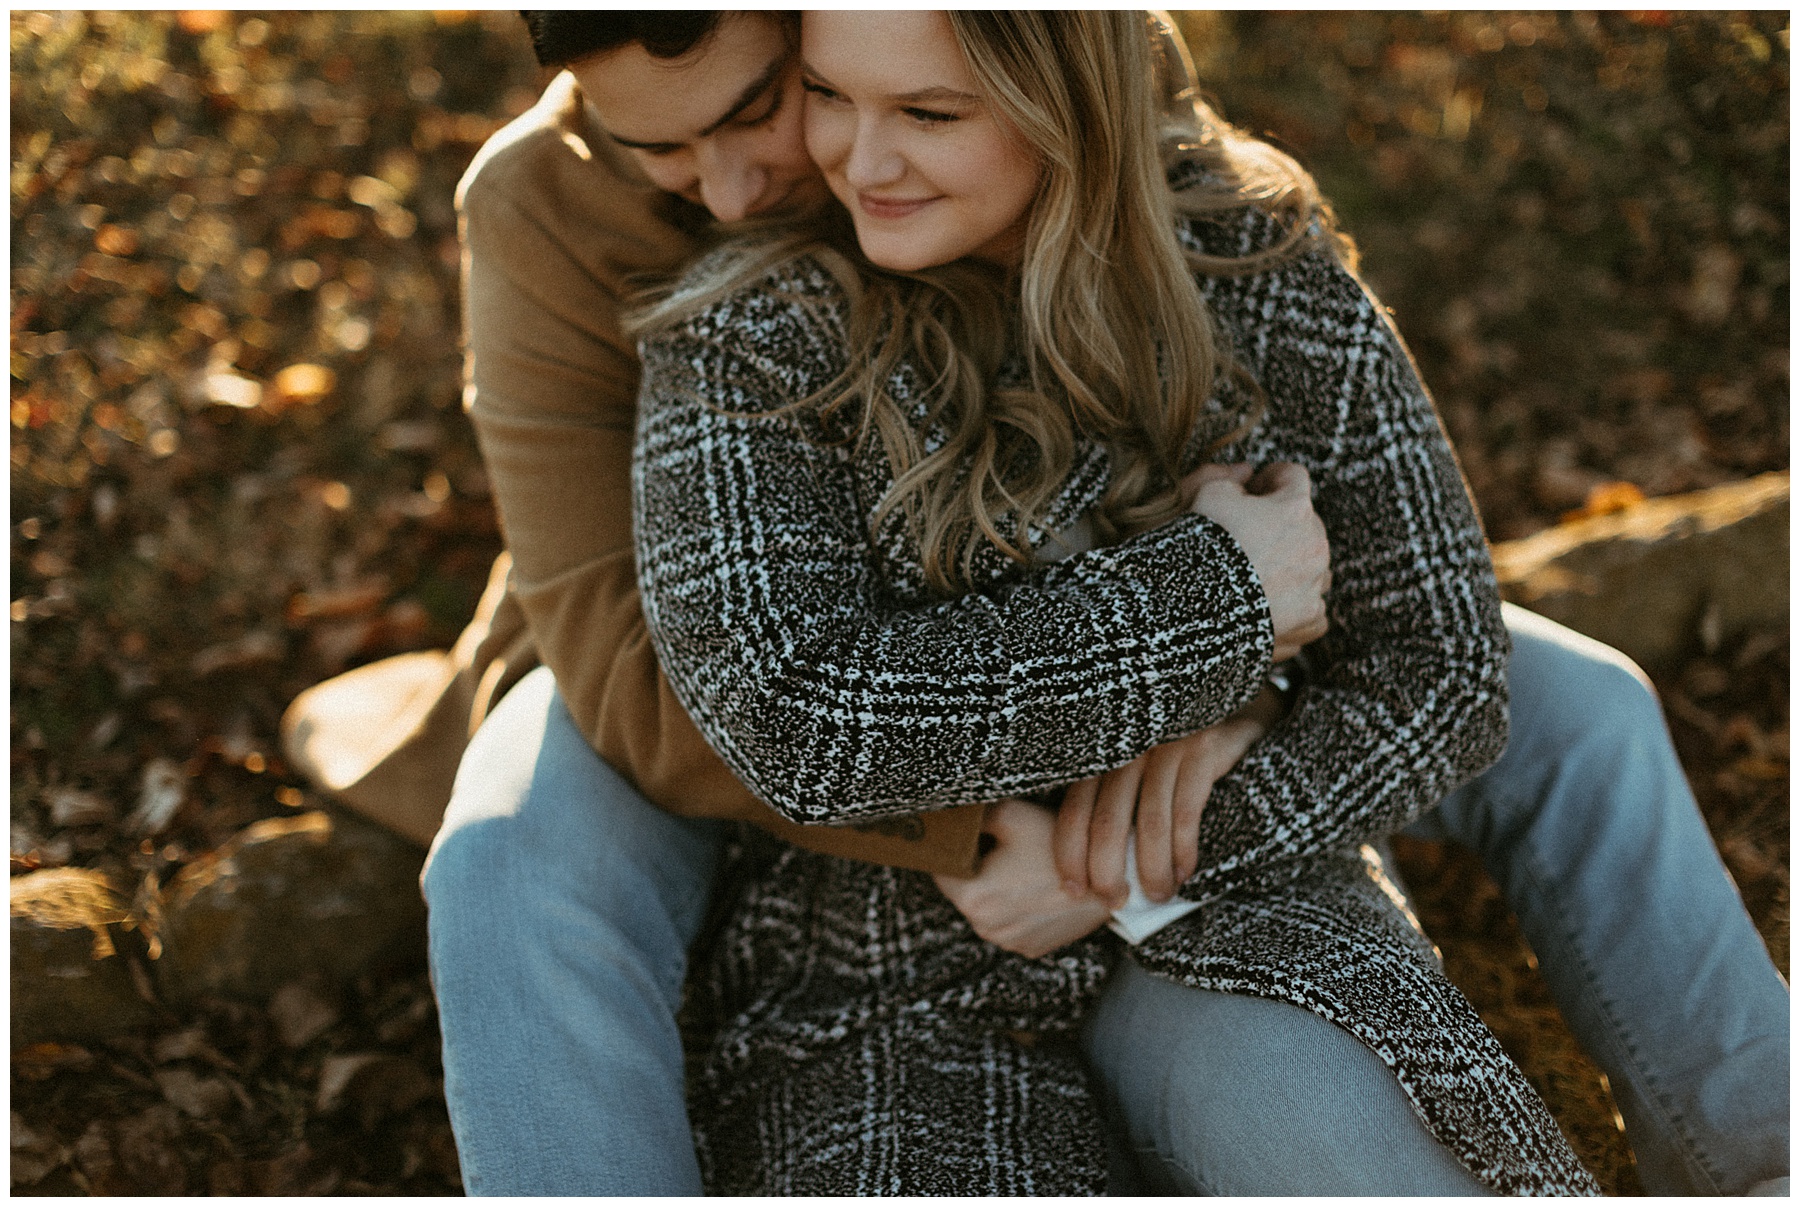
[{"xmin": 633, "ymin": 11, "xmax": 1335, "ymax": 595}]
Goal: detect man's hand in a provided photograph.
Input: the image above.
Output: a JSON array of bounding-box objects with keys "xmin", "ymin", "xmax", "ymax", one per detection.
[
  {"xmin": 1184, "ymin": 461, "xmax": 1330, "ymax": 663},
  {"xmin": 1054, "ymin": 688, "xmax": 1284, "ymax": 907},
  {"xmin": 933, "ymin": 798, "xmax": 1113, "ymax": 958}
]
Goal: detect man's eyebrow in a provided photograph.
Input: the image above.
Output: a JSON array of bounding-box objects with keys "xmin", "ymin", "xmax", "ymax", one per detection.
[
  {"xmin": 605, "ymin": 51, "xmax": 788, "ymax": 152},
  {"xmin": 697, "ymin": 52, "xmax": 787, "ymax": 137}
]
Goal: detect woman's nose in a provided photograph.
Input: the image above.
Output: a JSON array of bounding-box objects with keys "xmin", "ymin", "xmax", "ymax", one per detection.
[{"xmin": 843, "ymin": 119, "xmax": 904, "ymax": 190}]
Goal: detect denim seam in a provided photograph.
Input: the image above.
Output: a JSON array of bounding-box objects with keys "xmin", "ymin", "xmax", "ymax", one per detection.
[
  {"xmin": 659, "ymin": 879, "xmax": 714, "ymax": 1001},
  {"xmin": 1134, "ymin": 1140, "xmax": 1214, "ymax": 1196},
  {"xmin": 1512, "ymin": 818, "xmax": 1724, "ymax": 1194}
]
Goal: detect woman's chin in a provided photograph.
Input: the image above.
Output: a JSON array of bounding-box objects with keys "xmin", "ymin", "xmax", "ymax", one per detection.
[
  {"xmin": 852, "ymin": 227, "xmax": 947, "ymax": 274},
  {"xmin": 851, "ymin": 221, "xmax": 1024, "ymax": 274},
  {"xmin": 860, "ymin": 247, "xmax": 931, "ymax": 273}
]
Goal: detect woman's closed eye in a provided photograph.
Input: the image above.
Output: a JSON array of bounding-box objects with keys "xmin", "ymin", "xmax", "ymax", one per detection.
[
  {"xmin": 902, "ymin": 106, "xmax": 960, "ymax": 126},
  {"xmin": 803, "ymin": 78, "xmax": 960, "ymax": 128}
]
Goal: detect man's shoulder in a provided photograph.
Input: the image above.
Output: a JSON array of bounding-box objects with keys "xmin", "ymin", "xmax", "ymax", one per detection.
[
  {"xmin": 456, "ymin": 74, "xmax": 699, "ymax": 268},
  {"xmin": 456, "ymin": 73, "xmax": 588, "ymax": 212}
]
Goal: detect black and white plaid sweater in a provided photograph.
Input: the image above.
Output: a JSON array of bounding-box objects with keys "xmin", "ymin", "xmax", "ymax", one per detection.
[{"xmin": 633, "ymin": 199, "xmax": 1599, "ymax": 1196}]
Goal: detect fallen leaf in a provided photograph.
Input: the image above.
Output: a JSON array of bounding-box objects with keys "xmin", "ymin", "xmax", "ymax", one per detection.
[
  {"xmin": 1560, "ymin": 480, "xmax": 1647, "ymax": 523},
  {"xmin": 152, "ymin": 1027, "xmax": 223, "ymax": 1065},
  {"xmin": 190, "ymin": 629, "xmax": 286, "ymax": 677},
  {"xmin": 250, "ymin": 1141, "xmax": 338, "ymax": 1196},
  {"xmin": 11, "ymin": 1109, "xmax": 69, "ymax": 1187},
  {"xmin": 127, "ymin": 758, "xmax": 186, "ymax": 835},
  {"xmin": 201, "ymin": 370, "xmax": 263, "ymax": 410},
  {"xmin": 93, "ymin": 224, "xmax": 138, "ymax": 257},
  {"xmin": 13, "ymin": 1043, "xmax": 96, "ymax": 1079},
  {"xmin": 269, "ymin": 979, "xmax": 341, "ymax": 1048},
  {"xmin": 176, "ymin": 10, "xmax": 229, "ymax": 35},
  {"xmin": 315, "ymin": 1052, "xmax": 383, "ymax": 1114},
  {"xmin": 155, "ymin": 1067, "xmax": 233, "ymax": 1119},
  {"xmin": 46, "ymin": 786, "xmax": 114, "ymax": 827},
  {"xmin": 1686, "ymin": 244, "xmax": 1742, "ymax": 326},
  {"xmin": 284, "ymin": 581, "xmax": 388, "ymax": 624},
  {"xmin": 343, "ymin": 1056, "xmax": 437, "ymax": 1132},
  {"xmin": 110, "ymin": 1104, "xmax": 188, "ymax": 1194},
  {"xmin": 72, "ymin": 1121, "xmax": 119, "ymax": 1194},
  {"xmin": 1726, "ymin": 755, "xmax": 1786, "ymax": 782}
]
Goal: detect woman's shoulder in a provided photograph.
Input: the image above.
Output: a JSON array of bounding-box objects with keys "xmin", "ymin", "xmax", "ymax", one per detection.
[
  {"xmin": 1167, "ymin": 151, "xmax": 1350, "ymax": 269},
  {"xmin": 1174, "ymin": 197, "xmax": 1371, "ymax": 331},
  {"xmin": 661, "ymin": 245, "xmax": 850, "ymax": 347},
  {"xmin": 645, "ymin": 246, "xmax": 854, "ymax": 407},
  {"xmin": 1178, "ymin": 203, "xmax": 1283, "ymax": 258}
]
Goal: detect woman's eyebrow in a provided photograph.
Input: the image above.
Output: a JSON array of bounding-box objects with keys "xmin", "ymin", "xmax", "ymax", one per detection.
[
  {"xmin": 892, "ymin": 85, "xmax": 982, "ymax": 105},
  {"xmin": 800, "ymin": 60, "xmax": 979, "ymax": 107}
]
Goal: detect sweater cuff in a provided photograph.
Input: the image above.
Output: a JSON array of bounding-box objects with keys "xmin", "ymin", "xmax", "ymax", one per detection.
[{"xmin": 1056, "ymin": 511, "xmax": 1274, "ymax": 726}]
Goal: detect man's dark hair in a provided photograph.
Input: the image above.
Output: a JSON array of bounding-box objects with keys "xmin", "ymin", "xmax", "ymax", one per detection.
[{"xmin": 520, "ymin": 11, "xmax": 723, "ymax": 69}]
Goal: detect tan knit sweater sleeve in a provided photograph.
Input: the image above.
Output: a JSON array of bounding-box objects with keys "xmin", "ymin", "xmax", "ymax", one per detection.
[{"xmin": 457, "ymin": 77, "xmax": 983, "ymax": 873}]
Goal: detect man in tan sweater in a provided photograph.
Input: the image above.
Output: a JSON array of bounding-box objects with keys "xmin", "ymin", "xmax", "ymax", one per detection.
[{"xmin": 282, "ymin": 11, "xmax": 1787, "ymax": 1196}]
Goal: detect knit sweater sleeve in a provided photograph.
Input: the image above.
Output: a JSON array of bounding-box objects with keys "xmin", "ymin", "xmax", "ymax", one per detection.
[
  {"xmin": 633, "ymin": 258, "xmax": 1273, "ymax": 825},
  {"xmin": 1175, "ymin": 211, "xmax": 1512, "ymax": 905}
]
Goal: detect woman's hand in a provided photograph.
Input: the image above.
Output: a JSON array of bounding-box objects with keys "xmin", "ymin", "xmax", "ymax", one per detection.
[
  {"xmin": 1184, "ymin": 462, "xmax": 1331, "ymax": 663},
  {"xmin": 1054, "ymin": 687, "xmax": 1285, "ymax": 907},
  {"xmin": 933, "ymin": 798, "xmax": 1113, "ymax": 958}
]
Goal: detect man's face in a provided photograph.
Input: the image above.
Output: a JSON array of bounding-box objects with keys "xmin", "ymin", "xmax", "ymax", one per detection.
[{"xmin": 573, "ymin": 14, "xmax": 829, "ymax": 223}]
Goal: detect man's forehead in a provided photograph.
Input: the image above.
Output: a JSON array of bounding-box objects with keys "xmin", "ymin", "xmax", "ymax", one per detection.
[{"xmin": 575, "ymin": 14, "xmax": 790, "ymax": 149}]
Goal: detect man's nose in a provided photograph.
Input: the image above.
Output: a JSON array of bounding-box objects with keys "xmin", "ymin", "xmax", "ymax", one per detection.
[
  {"xmin": 633, "ymin": 149, "xmax": 703, "ymax": 209},
  {"xmin": 843, "ymin": 119, "xmax": 903, "ymax": 190},
  {"xmin": 694, "ymin": 140, "xmax": 768, "ymax": 223}
]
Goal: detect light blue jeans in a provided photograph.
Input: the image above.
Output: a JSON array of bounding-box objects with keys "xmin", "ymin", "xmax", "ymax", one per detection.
[{"xmin": 422, "ymin": 605, "xmax": 1788, "ymax": 1195}]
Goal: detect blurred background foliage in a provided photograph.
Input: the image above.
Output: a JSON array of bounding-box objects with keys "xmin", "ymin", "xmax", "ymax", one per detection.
[
  {"xmin": 14, "ymin": 12, "xmax": 533, "ymax": 870},
  {"xmin": 10, "ymin": 10, "xmax": 1788, "ymax": 1196}
]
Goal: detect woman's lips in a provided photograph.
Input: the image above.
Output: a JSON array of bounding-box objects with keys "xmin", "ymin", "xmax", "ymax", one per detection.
[{"xmin": 857, "ymin": 192, "xmax": 937, "ymax": 220}]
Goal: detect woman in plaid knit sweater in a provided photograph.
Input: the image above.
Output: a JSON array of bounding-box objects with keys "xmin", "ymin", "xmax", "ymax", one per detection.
[{"xmin": 632, "ymin": 11, "xmax": 1597, "ymax": 1195}]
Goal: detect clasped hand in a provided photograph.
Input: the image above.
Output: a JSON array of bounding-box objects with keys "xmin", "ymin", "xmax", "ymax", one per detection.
[
  {"xmin": 935, "ymin": 461, "xmax": 1330, "ymax": 956},
  {"xmin": 1055, "ymin": 687, "xmax": 1281, "ymax": 909},
  {"xmin": 1186, "ymin": 461, "xmax": 1330, "ymax": 664},
  {"xmin": 934, "ymin": 691, "xmax": 1281, "ymax": 957}
]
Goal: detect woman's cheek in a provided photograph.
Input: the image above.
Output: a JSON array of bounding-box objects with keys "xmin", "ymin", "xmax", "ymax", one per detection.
[{"xmin": 803, "ymin": 104, "xmax": 851, "ymax": 174}]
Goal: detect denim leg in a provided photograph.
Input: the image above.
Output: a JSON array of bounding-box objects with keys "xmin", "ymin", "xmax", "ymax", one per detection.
[
  {"xmin": 1083, "ymin": 958, "xmax": 1492, "ymax": 1195},
  {"xmin": 1409, "ymin": 604, "xmax": 1789, "ymax": 1194},
  {"xmin": 421, "ymin": 666, "xmax": 723, "ymax": 1195}
]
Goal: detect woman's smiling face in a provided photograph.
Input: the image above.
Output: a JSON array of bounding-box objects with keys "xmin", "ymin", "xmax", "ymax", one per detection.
[{"xmin": 801, "ymin": 11, "xmax": 1042, "ymax": 272}]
